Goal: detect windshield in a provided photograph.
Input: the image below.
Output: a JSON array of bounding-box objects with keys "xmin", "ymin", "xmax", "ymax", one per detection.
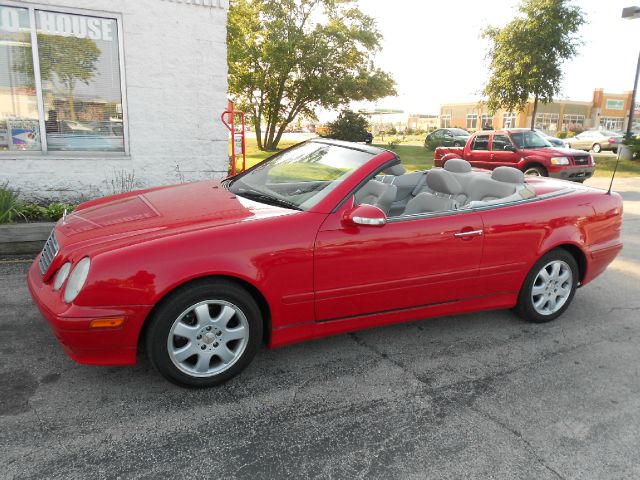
[
  {"xmin": 449, "ymin": 128, "xmax": 469, "ymax": 136},
  {"xmin": 510, "ymin": 131, "xmax": 552, "ymax": 149},
  {"xmin": 229, "ymin": 142, "xmax": 376, "ymax": 210}
]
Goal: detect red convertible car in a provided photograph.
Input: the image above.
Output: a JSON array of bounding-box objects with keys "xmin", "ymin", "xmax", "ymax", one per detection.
[{"xmin": 28, "ymin": 139, "xmax": 623, "ymax": 387}]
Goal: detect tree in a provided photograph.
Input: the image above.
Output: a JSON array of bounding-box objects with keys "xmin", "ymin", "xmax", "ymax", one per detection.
[
  {"xmin": 228, "ymin": 0, "xmax": 396, "ymax": 151},
  {"xmin": 482, "ymin": 0, "xmax": 585, "ymax": 130},
  {"xmin": 325, "ymin": 109, "xmax": 370, "ymax": 142},
  {"xmin": 15, "ymin": 34, "xmax": 100, "ymax": 121}
]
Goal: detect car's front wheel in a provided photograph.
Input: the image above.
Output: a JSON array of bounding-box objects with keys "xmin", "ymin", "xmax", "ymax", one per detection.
[
  {"xmin": 515, "ymin": 249, "xmax": 578, "ymax": 323},
  {"xmin": 146, "ymin": 279, "xmax": 263, "ymax": 387},
  {"xmin": 592, "ymin": 143, "xmax": 602, "ymax": 153}
]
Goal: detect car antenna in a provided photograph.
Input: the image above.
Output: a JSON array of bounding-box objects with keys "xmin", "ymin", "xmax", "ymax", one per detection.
[{"xmin": 607, "ymin": 150, "xmax": 621, "ymax": 195}]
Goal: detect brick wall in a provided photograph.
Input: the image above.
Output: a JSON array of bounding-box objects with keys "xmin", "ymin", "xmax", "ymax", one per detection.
[{"xmin": 1, "ymin": 0, "xmax": 228, "ymax": 201}]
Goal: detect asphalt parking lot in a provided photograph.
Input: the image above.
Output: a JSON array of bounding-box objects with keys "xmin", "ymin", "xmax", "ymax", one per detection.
[{"xmin": 1, "ymin": 176, "xmax": 639, "ymax": 479}]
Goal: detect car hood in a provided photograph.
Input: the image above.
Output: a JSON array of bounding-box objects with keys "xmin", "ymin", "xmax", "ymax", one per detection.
[
  {"xmin": 57, "ymin": 180, "xmax": 293, "ymax": 249},
  {"xmin": 525, "ymin": 146, "xmax": 589, "ymax": 157}
]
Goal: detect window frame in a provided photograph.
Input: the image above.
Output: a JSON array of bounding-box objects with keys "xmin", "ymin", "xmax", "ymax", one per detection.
[
  {"xmin": 470, "ymin": 134, "xmax": 489, "ymax": 151},
  {"xmin": 0, "ymin": 1, "xmax": 130, "ymax": 158},
  {"xmin": 466, "ymin": 114, "xmax": 478, "ymax": 130}
]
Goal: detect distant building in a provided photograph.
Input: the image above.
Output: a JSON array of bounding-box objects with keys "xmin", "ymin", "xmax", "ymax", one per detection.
[
  {"xmin": 439, "ymin": 89, "xmax": 637, "ymax": 134},
  {"xmin": 360, "ymin": 109, "xmax": 439, "ymax": 133}
]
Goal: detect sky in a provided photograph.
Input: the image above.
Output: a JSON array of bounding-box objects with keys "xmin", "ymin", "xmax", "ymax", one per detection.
[{"xmin": 342, "ymin": 0, "xmax": 639, "ymax": 116}]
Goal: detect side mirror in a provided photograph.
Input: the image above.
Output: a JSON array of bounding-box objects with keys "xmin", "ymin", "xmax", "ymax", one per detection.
[
  {"xmin": 343, "ymin": 204, "xmax": 387, "ymax": 227},
  {"xmin": 504, "ymin": 144, "xmax": 516, "ymax": 152}
]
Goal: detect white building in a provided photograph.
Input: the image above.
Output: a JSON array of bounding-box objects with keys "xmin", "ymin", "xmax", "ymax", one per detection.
[{"xmin": 0, "ymin": 0, "xmax": 229, "ymax": 200}]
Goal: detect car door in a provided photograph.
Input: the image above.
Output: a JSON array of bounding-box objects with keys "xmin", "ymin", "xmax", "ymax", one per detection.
[
  {"xmin": 313, "ymin": 201, "xmax": 484, "ymax": 321},
  {"xmin": 489, "ymin": 133, "xmax": 520, "ymax": 167},
  {"xmin": 442, "ymin": 130, "xmax": 454, "ymax": 146},
  {"xmin": 464, "ymin": 134, "xmax": 491, "ymax": 169}
]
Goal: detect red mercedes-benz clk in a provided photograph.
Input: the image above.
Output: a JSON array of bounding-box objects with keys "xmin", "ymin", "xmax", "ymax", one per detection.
[{"xmin": 28, "ymin": 139, "xmax": 623, "ymax": 387}]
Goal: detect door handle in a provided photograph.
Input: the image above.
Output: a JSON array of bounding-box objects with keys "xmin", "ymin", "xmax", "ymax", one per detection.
[{"xmin": 454, "ymin": 229, "xmax": 483, "ymax": 238}]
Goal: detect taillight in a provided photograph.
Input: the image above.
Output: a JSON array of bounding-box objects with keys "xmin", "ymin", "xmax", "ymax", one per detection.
[{"xmin": 608, "ymin": 138, "xmax": 617, "ymax": 143}]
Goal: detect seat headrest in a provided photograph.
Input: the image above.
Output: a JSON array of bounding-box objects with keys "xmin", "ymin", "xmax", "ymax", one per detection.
[
  {"xmin": 491, "ymin": 166, "xmax": 524, "ymax": 184},
  {"xmin": 383, "ymin": 164, "xmax": 406, "ymax": 176},
  {"xmin": 427, "ymin": 169, "xmax": 463, "ymax": 195},
  {"xmin": 444, "ymin": 159, "xmax": 472, "ymax": 173}
]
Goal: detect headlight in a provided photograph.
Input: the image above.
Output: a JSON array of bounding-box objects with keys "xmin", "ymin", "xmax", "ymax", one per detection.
[
  {"xmin": 53, "ymin": 262, "xmax": 71, "ymax": 291},
  {"xmin": 64, "ymin": 257, "xmax": 91, "ymax": 303},
  {"xmin": 550, "ymin": 156, "xmax": 569, "ymax": 165}
]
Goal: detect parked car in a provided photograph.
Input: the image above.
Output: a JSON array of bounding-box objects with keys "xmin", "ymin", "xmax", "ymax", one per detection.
[
  {"xmin": 28, "ymin": 139, "xmax": 622, "ymax": 387},
  {"xmin": 566, "ymin": 130, "xmax": 623, "ymax": 153},
  {"xmin": 434, "ymin": 128, "xmax": 595, "ymax": 182},
  {"xmin": 535, "ymin": 130, "xmax": 565, "ymax": 147},
  {"xmin": 425, "ymin": 128, "xmax": 471, "ymax": 148}
]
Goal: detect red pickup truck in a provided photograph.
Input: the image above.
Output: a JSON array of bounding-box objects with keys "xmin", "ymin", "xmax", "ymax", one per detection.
[{"xmin": 434, "ymin": 128, "xmax": 595, "ymax": 182}]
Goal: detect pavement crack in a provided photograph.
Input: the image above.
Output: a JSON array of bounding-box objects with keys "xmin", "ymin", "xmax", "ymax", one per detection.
[
  {"xmin": 468, "ymin": 404, "xmax": 567, "ymax": 480},
  {"xmin": 348, "ymin": 332, "xmax": 430, "ymax": 387}
]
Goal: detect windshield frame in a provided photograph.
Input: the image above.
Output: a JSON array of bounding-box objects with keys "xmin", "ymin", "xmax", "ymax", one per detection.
[{"xmin": 227, "ymin": 140, "xmax": 383, "ymax": 212}]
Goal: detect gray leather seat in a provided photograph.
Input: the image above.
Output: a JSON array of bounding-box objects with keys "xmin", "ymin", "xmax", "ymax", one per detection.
[
  {"xmin": 403, "ymin": 169, "xmax": 462, "ymax": 215},
  {"xmin": 354, "ymin": 180, "xmax": 397, "ymax": 215},
  {"xmin": 464, "ymin": 166, "xmax": 535, "ymax": 207}
]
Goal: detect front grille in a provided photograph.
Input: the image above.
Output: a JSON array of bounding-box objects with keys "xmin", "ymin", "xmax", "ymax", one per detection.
[
  {"xmin": 573, "ymin": 156, "xmax": 589, "ymax": 166},
  {"xmin": 39, "ymin": 230, "xmax": 59, "ymax": 274}
]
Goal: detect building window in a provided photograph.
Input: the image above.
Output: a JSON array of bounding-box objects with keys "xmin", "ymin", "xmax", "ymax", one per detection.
[
  {"xmin": 440, "ymin": 114, "xmax": 450, "ymax": 128},
  {"xmin": 466, "ymin": 114, "xmax": 478, "ymax": 130},
  {"xmin": 503, "ymin": 112, "xmax": 516, "ymax": 128},
  {"xmin": 562, "ymin": 114, "xmax": 585, "ymax": 132},
  {"xmin": 600, "ymin": 117, "xmax": 624, "ymax": 132},
  {"xmin": 0, "ymin": 4, "xmax": 126, "ymax": 154},
  {"xmin": 534, "ymin": 113, "xmax": 559, "ymax": 133},
  {"xmin": 481, "ymin": 114, "xmax": 493, "ymax": 129}
]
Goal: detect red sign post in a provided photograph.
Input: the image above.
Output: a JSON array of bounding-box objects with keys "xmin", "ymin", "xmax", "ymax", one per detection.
[{"xmin": 221, "ymin": 107, "xmax": 246, "ymax": 176}]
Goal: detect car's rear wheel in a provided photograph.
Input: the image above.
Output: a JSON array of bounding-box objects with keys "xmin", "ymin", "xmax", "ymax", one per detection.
[
  {"xmin": 592, "ymin": 143, "xmax": 602, "ymax": 153},
  {"xmin": 523, "ymin": 165, "xmax": 547, "ymax": 177},
  {"xmin": 453, "ymin": 141, "xmax": 462, "ymax": 147},
  {"xmin": 515, "ymin": 249, "xmax": 578, "ymax": 323},
  {"xmin": 146, "ymin": 279, "xmax": 263, "ymax": 387}
]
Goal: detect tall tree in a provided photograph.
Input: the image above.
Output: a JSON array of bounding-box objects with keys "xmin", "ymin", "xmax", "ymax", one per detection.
[
  {"xmin": 482, "ymin": 0, "xmax": 585, "ymax": 129},
  {"xmin": 228, "ymin": 0, "xmax": 396, "ymax": 151}
]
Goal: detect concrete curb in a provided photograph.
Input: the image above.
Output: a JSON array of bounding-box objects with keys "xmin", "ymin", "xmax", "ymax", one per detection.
[{"xmin": 0, "ymin": 222, "xmax": 55, "ymax": 255}]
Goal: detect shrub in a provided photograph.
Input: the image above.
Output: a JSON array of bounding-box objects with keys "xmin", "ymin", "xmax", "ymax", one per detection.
[
  {"xmin": 324, "ymin": 109, "xmax": 371, "ymax": 142},
  {"xmin": 622, "ymin": 135, "xmax": 640, "ymax": 160},
  {"xmin": 424, "ymin": 139, "xmax": 442, "ymax": 151},
  {"xmin": 565, "ymin": 131, "xmax": 576, "ymax": 138},
  {"xmin": 18, "ymin": 203, "xmax": 48, "ymax": 221},
  {"xmin": 556, "ymin": 131, "xmax": 567, "ymax": 139},
  {"xmin": 387, "ymin": 126, "xmax": 397, "ymax": 135},
  {"xmin": 46, "ymin": 203, "xmax": 74, "ymax": 221},
  {"xmin": 0, "ymin": 184, "xmax": 21, "ymax": 224}
]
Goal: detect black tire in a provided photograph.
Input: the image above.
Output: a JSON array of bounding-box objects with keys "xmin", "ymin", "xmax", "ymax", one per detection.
[
  {"xmin": 523, "ymin": 165, "xmax": 547, "ymax": 177},
  {"xmin": 453, "ymin": 141, "xmax": 462, "ymax": 147},
  {"xmin": 592, "ymin": 143, "xmax": 602, "ymax": 153},
  {"xmin": 146, "ymin": 279, "xmax": 263, "ymax": 387},
  {"xmin": 515, "ymin": 249, "xmax": 579, "ymax": 323}
]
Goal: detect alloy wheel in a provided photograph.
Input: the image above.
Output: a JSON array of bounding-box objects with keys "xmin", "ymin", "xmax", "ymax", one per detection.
[
  {"xmin": 167, "ymin": 300, "xmax": 249, "ymax": 377},
  {"xmin": 531, "ymin": 260, "xmax": 573, "ymax": 316}
]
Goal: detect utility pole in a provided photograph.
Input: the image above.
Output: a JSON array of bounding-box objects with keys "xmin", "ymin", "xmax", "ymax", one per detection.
[{"xmin": 622, "ymin": 6, "xmax": 640, "ymax": 137}]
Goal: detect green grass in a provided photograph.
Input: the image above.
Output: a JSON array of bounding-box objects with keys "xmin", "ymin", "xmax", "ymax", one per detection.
[{"xmin": 235, "ymin": 137, "xmax": 640, "ymax": 178}]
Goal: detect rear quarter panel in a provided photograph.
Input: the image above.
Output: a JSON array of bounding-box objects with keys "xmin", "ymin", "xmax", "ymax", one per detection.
[{"xmin": 476, "ymin": 187, "xmax": 622, "ymax": 297}]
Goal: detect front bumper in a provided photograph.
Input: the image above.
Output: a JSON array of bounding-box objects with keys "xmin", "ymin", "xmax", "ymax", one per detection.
[
  {"xmin": 548, "ymin": 165, "xmax": 595, "ymax": 181},
  {"xmin": 27, "ymin": 258, "xmax": 152, "ymax": 366}
]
